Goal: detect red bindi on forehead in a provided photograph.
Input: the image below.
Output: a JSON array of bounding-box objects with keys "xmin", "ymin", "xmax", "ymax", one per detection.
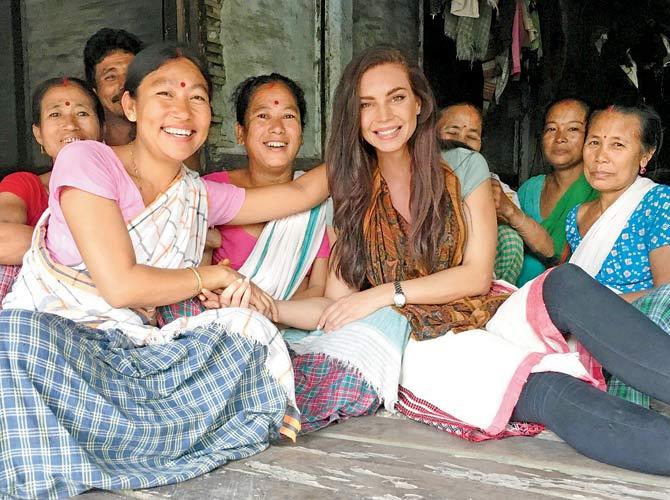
[
  {"xmin": 180, "ymin": 81, "xmax": 186, "ymax": 87},
  {"xmin": 273, "ymin": 100, "xmax": 279, "ymax": 105},
  {"xmin": 65, "ymin": 101, "xmax": 70, "ymax": 106}
]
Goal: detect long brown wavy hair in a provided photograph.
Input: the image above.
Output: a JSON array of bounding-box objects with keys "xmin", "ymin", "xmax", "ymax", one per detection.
[{"xmin": 327, "ymin": 46, "xmax": 450, "ymax": 289}]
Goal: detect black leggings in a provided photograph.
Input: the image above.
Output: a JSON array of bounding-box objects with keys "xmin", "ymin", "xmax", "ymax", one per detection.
[{"xmin": 512, "ymin": 264, "xmax": 670, "ymax": 475}]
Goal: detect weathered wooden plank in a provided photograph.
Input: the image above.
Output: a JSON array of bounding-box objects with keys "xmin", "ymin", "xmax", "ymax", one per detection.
[
  {"xmin": 84, "ymin": 415, "xmax": 670, "ymax": 499},
  {"xmin": 319, "ymin": 414, "xmax": 670, "ymax": 489}
]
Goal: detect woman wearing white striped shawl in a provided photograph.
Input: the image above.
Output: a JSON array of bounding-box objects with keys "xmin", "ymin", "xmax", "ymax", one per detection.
[{"xmin": 0, "ymin": 43, "xmax": 328, "ymax": 499}]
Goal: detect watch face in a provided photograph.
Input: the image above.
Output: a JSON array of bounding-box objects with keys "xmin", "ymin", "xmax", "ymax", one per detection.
[{"xmin": 393, "ymin": 292, "xmax": 406, "ymax": 307}]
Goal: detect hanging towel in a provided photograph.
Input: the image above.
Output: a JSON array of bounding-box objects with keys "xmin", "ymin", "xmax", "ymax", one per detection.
[
  {"xmin": 444, "ymin": 0, "xmax": 493, "ymax": 61},
  {"xmin": 451, "ymin": 0, "xmax": 480, "ymax": 18}
]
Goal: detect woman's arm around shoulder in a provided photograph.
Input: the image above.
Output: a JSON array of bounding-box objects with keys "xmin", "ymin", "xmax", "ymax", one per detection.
[{"xmin": 229, "ymin": 164, "xmax": 328, "ymax": 225}]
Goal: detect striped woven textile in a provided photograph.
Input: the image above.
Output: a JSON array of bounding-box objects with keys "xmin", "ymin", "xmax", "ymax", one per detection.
[
  {"xmin": 237, "ymin": 201, "xmax": 327, "ymax": 300},
  {"xmin": 0, "ymin": 166, "xmax": 301, "ymax": 496},
  {"xmin": 635, "ymin": 283, "xmax": 670, "ymax": 333},
  {"xmin": 0, "ymin": 308, "xmax": 289, "ymax": 499},
  {"xmin": 608, "ymin": 284, "xmax": 670, "ymax": 407},
  {"xmin": 292, "ymin": 352, "xmax": 380, "ymax": 434},
  {"xmin": 3, "ymin": 167, "xmax": 209, "ymax": 343},
  {"xmin": 0, "ymin": 264, "xmax": 20, "ymax": 307},
  {"xmin": 396, "ymin": 386, "xmax": 544, "ymax": 442},
  {"xmin": 157, "ymin": 297, "xmax": 205, "ymax": 327},
  {"xmin": 607, "ymin": 378, "xmax": 650, "ymax": 408},
  {"xmin": 159, "ymin": 302, "xmax": 383, "ymax": 434},
  {"xmin": 494, "ymin": 224, "xmax": 524, "ymax": 284}
]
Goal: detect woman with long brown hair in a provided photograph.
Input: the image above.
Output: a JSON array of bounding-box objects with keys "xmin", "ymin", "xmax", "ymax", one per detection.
[{"xmin": 277, "ymin": 46, "xmax": 670, "ymax": 474}]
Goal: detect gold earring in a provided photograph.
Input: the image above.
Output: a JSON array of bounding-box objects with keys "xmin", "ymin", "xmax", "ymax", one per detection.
[{"xmin": 40, "ymin": 145, "xmax": 45, "ymax": 155}]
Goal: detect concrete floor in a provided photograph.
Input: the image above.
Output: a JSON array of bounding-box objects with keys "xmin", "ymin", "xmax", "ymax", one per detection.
[{"xmin": 82, "ymin": 410, "xmax": 670, "ymax": 500}]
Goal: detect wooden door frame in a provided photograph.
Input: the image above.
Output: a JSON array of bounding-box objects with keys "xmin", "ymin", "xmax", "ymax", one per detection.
[
  {"xmin": 164, "ymin": 0, "xmax": 207, "ymax": 54},
  {"xmin": 10, "ymin": 0, "xmax": 27, "ymax": 170}
]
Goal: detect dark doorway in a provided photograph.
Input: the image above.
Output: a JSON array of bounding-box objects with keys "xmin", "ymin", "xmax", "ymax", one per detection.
[{"xmin": 422, "ymin": 0, "xmax": 670, "ymax": 186}]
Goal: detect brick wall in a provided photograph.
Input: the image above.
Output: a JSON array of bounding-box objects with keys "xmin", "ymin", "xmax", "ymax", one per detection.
[{"xmin": 202, "ymin": 0, "xmax": 231, "ymax": 166}]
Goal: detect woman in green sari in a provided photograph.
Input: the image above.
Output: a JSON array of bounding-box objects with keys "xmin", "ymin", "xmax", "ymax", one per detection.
[{"xmin": 494, "ymin": 98, "xmax": 598, "ymax": 286}]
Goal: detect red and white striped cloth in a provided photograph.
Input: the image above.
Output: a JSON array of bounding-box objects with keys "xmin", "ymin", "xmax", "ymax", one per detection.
[{"xmin": 396, "ymin": 385, "xmax": 543, "ymax": 442}]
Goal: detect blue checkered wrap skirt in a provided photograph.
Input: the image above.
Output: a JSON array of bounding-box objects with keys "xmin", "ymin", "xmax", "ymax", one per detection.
[{"xmin": 0, "ymin": 309, "xmax": 287, "ymax": 499}]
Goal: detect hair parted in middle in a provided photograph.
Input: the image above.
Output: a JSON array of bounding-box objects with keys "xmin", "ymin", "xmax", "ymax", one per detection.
[
  {"xmin": 123, "ymin": 42, "xmax": 212, "ymax": 100},
  {"xmin": 32, "ymin": 76, "xmax": 105, "ymax": 127},
  {"xmin": 326, "ymin": 45, "xmax": 452, "ymax": 289},
  {"xmin": 588, "ymin": 102, "xmax": 663, "ymax": 159},
  {"xmin": 232, "ymin": 73, "xmax": 308, "ymax": 129}
]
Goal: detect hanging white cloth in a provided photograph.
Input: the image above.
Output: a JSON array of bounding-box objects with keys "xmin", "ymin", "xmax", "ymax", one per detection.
[{"xmin": 450, "ymin": 0, "xmax": 480, "ymax": 18}]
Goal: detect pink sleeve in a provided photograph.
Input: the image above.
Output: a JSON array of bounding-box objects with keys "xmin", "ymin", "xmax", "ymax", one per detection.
[
  {"xmin": 203, "ymin": 179, "xmax": 246, "ymax": 226},
  {"xmin": 45, "ymin": 141, "xmax": 139, "ymax": 266},
  {"xmin": 202, "ymin": 170, "xmax": 230, "ymax": 184},
  {"xmin": 316, "ymin": 229, "xmax": 331, "ymax": 258},
  {"xmin": 49, "ymin": 141, "xmax": 121, "ymax": 204}
]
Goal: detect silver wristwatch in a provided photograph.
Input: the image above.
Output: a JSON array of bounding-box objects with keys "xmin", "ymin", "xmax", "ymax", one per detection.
[{"xmin": 393, "ymin": 280, "xmax": 406, "ymax": 308}]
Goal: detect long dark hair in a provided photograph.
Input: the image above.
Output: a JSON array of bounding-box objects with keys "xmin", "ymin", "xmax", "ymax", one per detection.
[{"xmin": 327, "ymin": 46, "xmax": 449, "ymax": 289}]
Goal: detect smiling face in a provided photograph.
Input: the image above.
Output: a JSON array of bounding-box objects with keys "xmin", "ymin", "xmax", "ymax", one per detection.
[
  {"xmin": 438, "ymin": 104, "xmax": 482, "ymax": 151},
  {"xmin": 236, "ymin": 82, "xmax": 302, "ymax": 173},
  {"xmin": 94, "ymin": 50, "xmax": 135, "ymax": 118},
  {"xmin": 542, "ymin": 100, "xmax": 588, "ymax": 171},
  {"xmin": 358, "ymin": 63, "xmax": 421, "ymax": 156},
  {"xmin": 583, "ymin": 111, "xmax": 654, "ymax": 196},
  {"xmin": 32, "ymin": 84, "xmax": 103, "ymax": 161},
  {"xmin": 122, "ymin": 57, "xmax": 211, "ymax": 164}
]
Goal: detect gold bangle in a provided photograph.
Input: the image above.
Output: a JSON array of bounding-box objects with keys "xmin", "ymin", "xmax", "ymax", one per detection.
[{"xmin": 187, "ymin": 267, "xmax": 203, "ymax": 295}]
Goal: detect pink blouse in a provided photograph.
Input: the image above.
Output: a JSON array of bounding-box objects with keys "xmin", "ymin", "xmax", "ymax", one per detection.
[
  {"xmin": 204, "ymin": 170, "xmax": 330, "ymax": 270},
  {"xmin": 47, "ymin": 141, "xmax": 246, "ymax": 265}
]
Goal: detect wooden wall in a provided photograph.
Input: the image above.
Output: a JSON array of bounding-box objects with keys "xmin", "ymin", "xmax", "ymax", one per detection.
[{"xmin": 4, "ymin": 0, "xmax": 165, "ymax": 173}]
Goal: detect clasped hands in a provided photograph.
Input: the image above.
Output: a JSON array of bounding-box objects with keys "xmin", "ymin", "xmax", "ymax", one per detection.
[
  {"xmin": 196, "ymin": 260, "xmax": 387, "ymax": 330},
  {"xmin": 198, "ymin": 260, "xmax": 278, "ymax": 321}
]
